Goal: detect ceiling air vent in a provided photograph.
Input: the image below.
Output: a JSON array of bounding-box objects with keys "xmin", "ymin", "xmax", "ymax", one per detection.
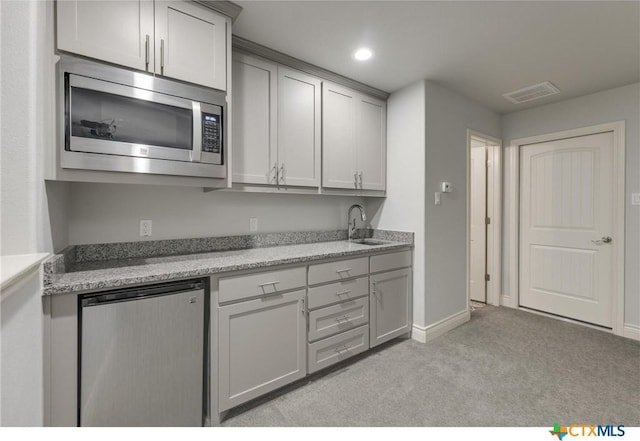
[{"xmin": 502, "ymin": 81, "xmax": 560, "ymax": 104}]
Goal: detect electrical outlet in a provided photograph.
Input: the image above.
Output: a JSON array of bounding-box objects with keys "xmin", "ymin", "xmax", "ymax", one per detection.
[
  {"xmin": 139, "ymin": 220, "xmax": 152, "ymax": 237},
  {"xmin": 632, "ymin": 193, "xmax": 640, "ymax": 206},
  {"xmin": 249, "ymin": 217, "xmax": 258, "ymax": 232}
]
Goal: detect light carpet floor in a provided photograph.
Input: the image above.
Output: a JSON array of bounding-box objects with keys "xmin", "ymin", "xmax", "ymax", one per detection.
[{"xmin": 221, "ymin": 306, "xmax": 640, "ymax": 426}]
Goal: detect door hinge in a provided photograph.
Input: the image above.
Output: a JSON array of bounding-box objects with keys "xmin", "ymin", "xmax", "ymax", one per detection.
[
  {"xmin": 485, "ymin": 274, "xmax": 491, "ymax": 282},
  {"xmin": 485, "ymin": 217, "xmax": 491, "ymax": 225}
]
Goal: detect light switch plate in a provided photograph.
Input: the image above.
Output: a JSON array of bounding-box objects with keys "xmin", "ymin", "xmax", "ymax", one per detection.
[{"xmin": 632, "ymin": 193, "xmax": 640, "ymax": 206}]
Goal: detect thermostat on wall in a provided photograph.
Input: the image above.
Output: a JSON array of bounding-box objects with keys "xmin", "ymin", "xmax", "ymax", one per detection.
[{"xmin": 441, "ymin": 182, "xmax": 453, "ymax": 193}]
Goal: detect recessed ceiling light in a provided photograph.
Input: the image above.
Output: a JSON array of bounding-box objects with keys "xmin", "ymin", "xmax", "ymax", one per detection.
[{"xmin": 354, "ymin": 48, "xmax": 373, "ymax": 61}]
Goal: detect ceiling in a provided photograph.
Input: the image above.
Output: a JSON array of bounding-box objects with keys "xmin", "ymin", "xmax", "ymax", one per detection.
[{"xmin": 231, "ymin": 1, "xmax": 640, "ymax": 114}]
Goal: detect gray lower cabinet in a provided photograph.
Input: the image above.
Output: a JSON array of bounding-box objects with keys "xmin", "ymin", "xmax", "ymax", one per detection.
[
  {"xmin": 308, "ymin": 325, "xmax": 369, "ymax": 373},
  {"xmin": 306, "ymin": 257, "xmax": 371, "ymax": 374},
  {"xmin": 218, "ymin": 289, "xmax": 306, "ymax": 412},
  {"xmin": 214, "ymin": 249, "xmax": 412, "ymax": 420},
  {"xmin": 370, "ymin": 267, "xmax": 412, "ymax": 347}
]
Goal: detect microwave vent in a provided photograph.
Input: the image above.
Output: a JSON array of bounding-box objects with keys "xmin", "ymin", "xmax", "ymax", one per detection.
[{"xmin": 502, "ymin": 81, "xmax": 560, "ymax": 104}]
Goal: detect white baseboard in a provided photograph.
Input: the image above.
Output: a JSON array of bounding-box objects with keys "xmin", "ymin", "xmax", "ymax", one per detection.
[
  {"xmin": 500, "ymin": 294, "xmax": 516, "ymax": 308},
  {"xmin": 411, "ymin": 309, "xmax": 470, "ymax": 343},
  {"xmin": 623, "ymin": 323, "xmax": 640, "ymax": 341}
]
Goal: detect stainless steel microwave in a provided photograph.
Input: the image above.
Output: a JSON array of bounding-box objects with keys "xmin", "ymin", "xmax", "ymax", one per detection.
[{"xmin": 58, "ymin": 55, "xmax": 226, "ymax": 179}]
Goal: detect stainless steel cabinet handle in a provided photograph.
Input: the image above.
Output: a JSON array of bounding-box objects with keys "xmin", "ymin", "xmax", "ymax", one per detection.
[
  {"xmin": 271, "ymin": 162, "xmax": 278, "ymax": 183},
  {"xmin": 592, "ymin": 236, "xmax": 613, "ymax": 245},
  {"xmin": 160, "ymin": 39, "xmax": 165, "ymax": 75},
  {"xmin": 334, "ymin": 345, "xmax": 349, "ymax": 353},
  {"xmin": 145, "ymin": 35, "xmax": 150, "ymax": 71},
  {"xmin": 336, "ymin": 268, "xmax": 352, "ymax": 273},
  {"xmin": 354, "ymin": 172, "xmax": 358, "ymax": 188},
  {"xmin": 335, "ymin": 314, "xmax": 351, "ymax": 322},
  {"xmin": 279, "ymin": 163, "xmax": 285, "ymax": 184},
  {"xmin": 257, "ymin": 280, "xmax": 280, "ymax": 288},
  {"xmin": 358, "ymin": 171, "xmax": 363, "ymax": 189},
  {"xmin": 335, "ymin": 289, "xmax": 351, "ymax": 297}
]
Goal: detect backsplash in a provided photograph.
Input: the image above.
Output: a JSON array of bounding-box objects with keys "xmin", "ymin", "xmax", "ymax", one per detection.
[{"xmin": 42, "ymin": 229, "xmax": 414, "ymax": 286}]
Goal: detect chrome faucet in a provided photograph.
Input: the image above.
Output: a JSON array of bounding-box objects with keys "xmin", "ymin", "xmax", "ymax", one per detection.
[{"xmin": 347, "ymin": 204, "xmax": 366, "ymax": 241}]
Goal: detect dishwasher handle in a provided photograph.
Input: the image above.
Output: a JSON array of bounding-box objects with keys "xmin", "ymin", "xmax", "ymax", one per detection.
[{"xmin": 82, "ymin": 279, "xmax": 205, "ymax": 307}]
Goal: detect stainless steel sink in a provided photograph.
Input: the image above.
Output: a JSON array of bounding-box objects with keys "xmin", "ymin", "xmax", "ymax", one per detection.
[{"xmin": 350, "ymin": 238, "xmax": 389, "ymax": 246}]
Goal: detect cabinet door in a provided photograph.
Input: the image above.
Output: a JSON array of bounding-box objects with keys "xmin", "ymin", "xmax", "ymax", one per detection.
[
  {"xmin": 57, "ymin": 0, "xmax": 154, "ymax": 72},
  {"xmin": 218, "ymin": 289, "xmax": 306, "ymax": 411},
  {"xmin": 370, "ymin": 268, "xmax": 412, "ymax": 347},
  {"xmin": 232, "ymin": 54, "xmax": 278, "ymax": 185},
  {"xmin": 154, "ymin": 1, "xmax": 227, "ymax": 90},
  {"xmin": 322, "ymin": 82, "xmax": 357, "ymax": 189},
  {"xmin": 357, "ymin": 96, "xmax": 387, "ymax": 191},
  {"xmin": 277, "ymin": 67, "xmax": 321, "ymax": 187}
]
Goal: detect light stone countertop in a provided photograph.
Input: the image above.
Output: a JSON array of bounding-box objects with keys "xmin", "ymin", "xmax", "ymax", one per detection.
[{"xmin": 44, "ymin": 239, "xmax": 411, "ymax": 296}]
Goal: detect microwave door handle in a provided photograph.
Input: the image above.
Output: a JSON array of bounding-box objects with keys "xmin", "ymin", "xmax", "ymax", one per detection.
[{"xmin": 192, "ymin": 102, "xmax": 202, "ymax": 163}]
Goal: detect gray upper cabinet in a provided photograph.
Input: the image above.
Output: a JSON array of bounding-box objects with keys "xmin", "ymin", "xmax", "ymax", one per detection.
[
  {"xmin": 322, "ymin": 82, "xmax": 387, "ymax": 191},
  {"xmin": 322, "ymin": 83, "xmax": 358, "ymax": 189},
  {"xmin": 57, "ymin": 0, "xmax": 228, "ymax": 90},
  {"xmin": 232, "ymin": 53, "xmax": 278, "ymax": 185},
  {"xmin": 356, "ymin": 96, "xmax": 387, "ymax": 191},
  {"xmin": 57, "ymin": 0, "xmax": 154, "ymax": 73},
  {"xmin": 277, "ymin": 67, "xmax": 321, "ymax": 187},
  {"xmin": 232, "ymin": 53, "xmax": 321, "ymax": 187},
  {"xmin": 154, "ymin": 1, "xmax": 227, "ymax": 90}
]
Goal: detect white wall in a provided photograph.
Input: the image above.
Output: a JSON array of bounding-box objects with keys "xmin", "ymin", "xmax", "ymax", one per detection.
[
  {"xmin": 0, "ymin": 0, "xmax": 56, "ymax": 426},
  {"xmin": 369, "ymin": 79, "xmax": 501, "ymax": 332},
  {"xmin": 0, "ymin": 1, "xmax": 56, "ymax": 256},
  {"xmin": 502, "ymin": 82, "xmax": 640, "ymax": 327},
  {"xmin": 424, "ymin": 80, "xmax": 501, "ymax": 326},
  {"xmin": 1, "ymin": 273, "xmax": 44, "ymax": 426},
  {"xmin": 68, "ymin": 183, "xmax": 363, "ymax": 244},
  {"xmin": 368, "ymin": 80, "xmax": 426, "ymax": 327}
]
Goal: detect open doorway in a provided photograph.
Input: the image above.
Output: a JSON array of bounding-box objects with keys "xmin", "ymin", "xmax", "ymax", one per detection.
[{"xmin": 467, "ymin": 130, "xmax": 502, "ymax": 310}]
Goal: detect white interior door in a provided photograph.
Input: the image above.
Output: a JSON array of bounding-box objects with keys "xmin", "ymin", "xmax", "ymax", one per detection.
[
  {"xmin": 519, "ymin": 132, "xmax": 614, "ymax": 327},
  {"xmin": 470, "ymin": 143, "xmax": 487, "ymax": 302}
]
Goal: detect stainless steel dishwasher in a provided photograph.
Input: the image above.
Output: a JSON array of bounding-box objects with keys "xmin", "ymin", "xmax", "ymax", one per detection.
[{"xmin": 79, "ymin": 279, "xmax": 208, "ymax": 427}]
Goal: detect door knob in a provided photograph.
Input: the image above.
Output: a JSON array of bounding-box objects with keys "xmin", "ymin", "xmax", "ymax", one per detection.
[{"xmin": 591, "ymin": 236, "xmax": 612, "ymax": 245}]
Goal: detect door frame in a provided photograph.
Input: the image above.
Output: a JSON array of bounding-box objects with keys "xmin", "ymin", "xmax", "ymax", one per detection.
[
  {"xmin": 467, "ymin": 129, "xmax": 502, "ymax": 307},
  {"xmin": 506, "ymin": 121, "xmax": 625, "ymax": 335}
]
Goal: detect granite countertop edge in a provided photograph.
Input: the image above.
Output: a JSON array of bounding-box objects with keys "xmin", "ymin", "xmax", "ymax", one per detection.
[{"xmin": 43, "ymin": 240, "xmax": 412, "ymax": 296}]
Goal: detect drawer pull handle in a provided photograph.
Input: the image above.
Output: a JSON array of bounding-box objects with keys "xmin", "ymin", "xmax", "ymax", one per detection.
[
  {"xmin": 336, "ymin": 268, "xmax": 352, "ymax": 273},
  {"xmin": 335, "ymin": 290, "xmax": 351, "ymax": 296},
  {"xmin": 334, "ymin": 345, "xmax": 349, "ymax": 354},
  {"xmin": 335, "ymin": 314, "xmax": 351, "ymax": 323},
  {"xmin": 258, "ymin": 280, "xmax": 280, "ymax": 288}
]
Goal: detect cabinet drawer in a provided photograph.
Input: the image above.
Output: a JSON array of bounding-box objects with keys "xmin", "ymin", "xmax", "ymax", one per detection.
[
  {"xmin": 370, "ymin": 250, "xmax": 411, "ymax": 274},
  {"xmin": 308, "ymin": 297, "xmax": 369, "ymax": 342},
  {"xmin": 308, "ymin": 325, "xmax": 369, "ymax": 374},
  {"xmin": 307, "ymin": 276, "xmax": 368, "ymax": 310},
  {"xmin": 218, "ymin": 266, "xmax": 306, "ymax": 304},
  {"xmin": 308, "ymin": 257, "xmax": 368, "ymax": 285}
]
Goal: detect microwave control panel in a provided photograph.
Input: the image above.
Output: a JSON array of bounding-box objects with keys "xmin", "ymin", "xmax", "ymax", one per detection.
[{"xmin": 202, "ymin": 113, "xmax": 221, "ymax": 154}]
